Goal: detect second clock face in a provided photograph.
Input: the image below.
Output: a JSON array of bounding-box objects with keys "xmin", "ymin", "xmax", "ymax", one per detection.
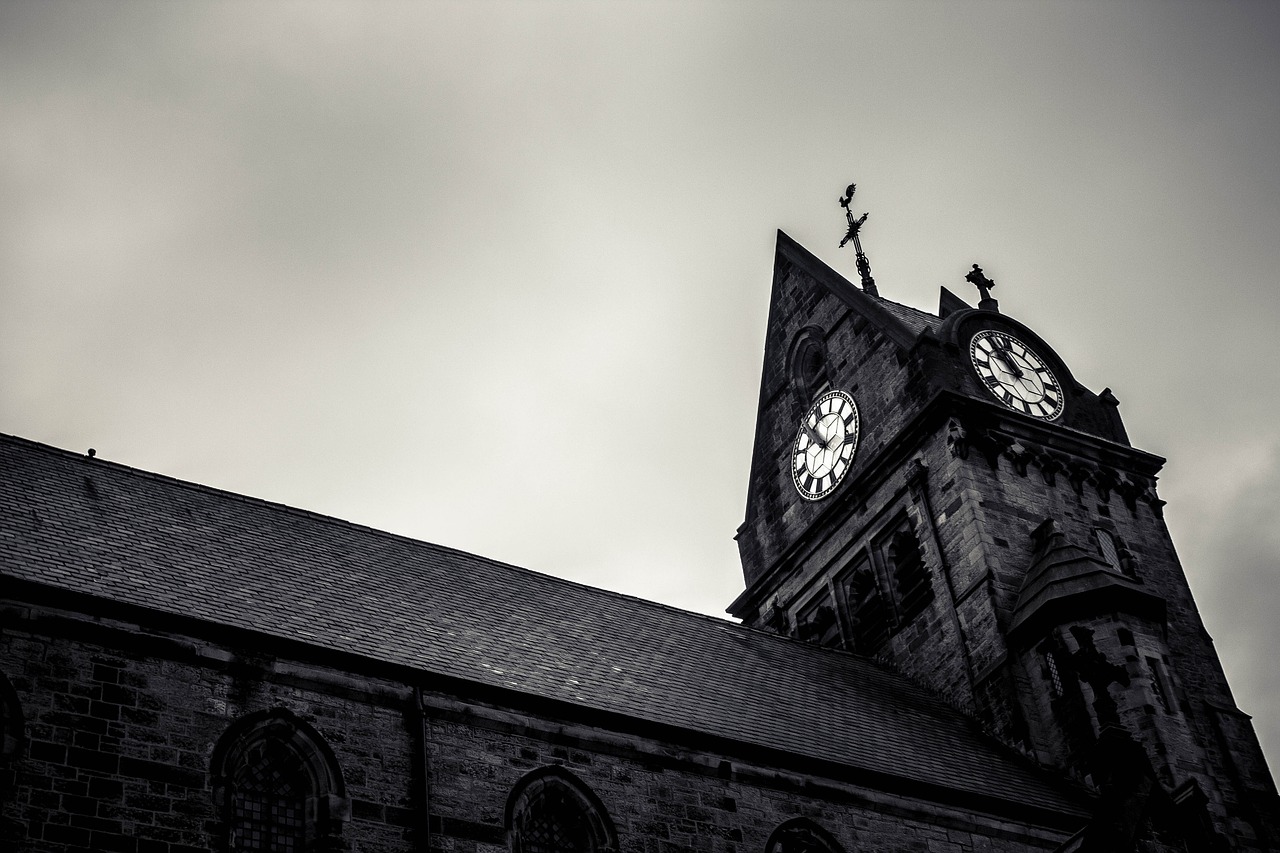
[
  {"xmin": 792, "ymin": 390, "xmax": 860, "ymax": 501},
  {"xmin": 969, "ymin": 330, "xmax": 1064, "ymax": 419}
]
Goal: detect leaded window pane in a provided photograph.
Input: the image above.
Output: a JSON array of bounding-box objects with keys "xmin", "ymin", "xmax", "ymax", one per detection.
[
  {"xmin": 231, "ymin": 738, "xmax": 308, "ymax": 852},
  {"xmin": 517, "ymin": 785, "xmax": 596, "ymax": 853}
]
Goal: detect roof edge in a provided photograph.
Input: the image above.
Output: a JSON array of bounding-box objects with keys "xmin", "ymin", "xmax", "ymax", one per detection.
[{"xmin": 775, "ymin": 231, "xmax": 920, "ymax": 350}]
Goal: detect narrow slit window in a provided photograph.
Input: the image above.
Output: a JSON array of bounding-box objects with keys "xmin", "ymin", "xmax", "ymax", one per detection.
[
  {"xmin": 1097, "ymin": 529, "xmax": 1120, "ymax": 568},
  {"xmin": 1045, "ymin": 651, "xmax": 1064, "ymax": 698},
  {"xmin": 1147, "ymin": 656, "xmax": 1171, "ymax": 713}
]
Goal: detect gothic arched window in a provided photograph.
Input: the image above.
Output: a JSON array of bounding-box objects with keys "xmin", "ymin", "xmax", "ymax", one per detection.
[
  {"xmin": 211, "ymin": 709, "xmax": 346, "ymax": 853},
  {"xmin": 765, "ymin": 817, "xmax": 844, "ymax": 853},
  {"xmin": 506, "ymin": 767, "xmax": 616, "ymax": 853},
  {"xmin": 796, "ymin": 593, "xmax": 841, "ymax": 648}
]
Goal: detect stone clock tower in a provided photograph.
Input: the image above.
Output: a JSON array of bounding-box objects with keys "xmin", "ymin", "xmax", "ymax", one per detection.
[{"xmin": 730, "ymin": 229, "xmax": 1280, "ymax": 849}]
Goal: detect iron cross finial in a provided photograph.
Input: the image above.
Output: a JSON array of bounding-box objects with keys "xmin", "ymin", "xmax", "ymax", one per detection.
[
  {"xmin": 837, "ymin": 182, "xmax": 877, "ymax": 296},
  {"xmin": 838, "ymin": 184, "xmax": 868, "ymax": 247}
]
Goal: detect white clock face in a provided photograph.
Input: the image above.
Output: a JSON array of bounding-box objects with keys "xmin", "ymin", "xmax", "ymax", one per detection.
[
  {"xmin": 969, "ymin": 330, "xmax": 1064, "ymax": 419},
  {"xmin": 792, "ymin": 390, "xmax": 860, "ymax": 501}
]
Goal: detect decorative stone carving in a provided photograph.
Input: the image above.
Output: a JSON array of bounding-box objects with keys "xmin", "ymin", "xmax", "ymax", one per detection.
[
  {"xmin": 1066, "ymin": 461, "xmax": 1094, "ymax": 497},
  {"xmin": 1116, "ymin": 477, "xmax": 1143, "ymax": 513},
  {"xmin": 1036, "ymin": 451, "xmax": 1065, "ymax": 486},
  {"xmin": 978, "ymin": 430, "xmax": 1011, "ymax": 470},
  {"xmin": 1004, "ymin": 441, "xmax": 1034, "ymax": 477},
  {"xmin": 1067, "ymin": 626, "xmax": 1130, "ymax": 727},
  {"xmin": 946, "ymin": 418, "xmax": 969, "ymax": 459},
  {"xmin": 1093, "ymin": 467, "xmax": 1119, "ymax": 503}
]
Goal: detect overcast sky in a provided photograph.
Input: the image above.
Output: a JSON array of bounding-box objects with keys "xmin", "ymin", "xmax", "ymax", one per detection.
[{"xmin": 4, "ymin": 0, "xmax": 1279, "ymax": 781}]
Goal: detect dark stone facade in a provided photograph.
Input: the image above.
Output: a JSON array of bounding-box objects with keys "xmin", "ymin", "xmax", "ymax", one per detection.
[{"xmin": 1, "ymin": 601, "xmax": 1086, "ymax": 853}]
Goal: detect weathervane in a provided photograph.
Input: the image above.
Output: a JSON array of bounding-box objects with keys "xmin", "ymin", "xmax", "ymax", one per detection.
[
  {"xmin": 964, "ymin": 263, "xmax": 1000, "ymax": 312},
  {"xmin": 838, "ymin": 183, "xmax": 878, "ymax": 296}
]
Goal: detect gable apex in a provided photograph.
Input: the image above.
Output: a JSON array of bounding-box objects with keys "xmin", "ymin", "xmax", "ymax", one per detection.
[
  {"xmin": 938, "ymin": 285, "xmax": 971, "ymax": 319},
  {"xmin": 773, "ymin": 231, "xmax": 925, "ymax": 352}
]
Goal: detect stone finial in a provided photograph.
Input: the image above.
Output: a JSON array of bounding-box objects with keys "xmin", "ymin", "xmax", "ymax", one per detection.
[{"xmin": 964, "ymin": 264, "xmax": 999, "ymax": 312}]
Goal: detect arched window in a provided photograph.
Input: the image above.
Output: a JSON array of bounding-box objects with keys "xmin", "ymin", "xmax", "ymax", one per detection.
[
  {"xmin": 211, "ymin": 709, "xmax": 346, "ymax": 853},
  {"xmin": 506, "ymin": 767, "xmax": 616, "ymax": 853},
  {"xmin": 765, "ymin": 817, "xmax": 843, "ymax": 853},
  {"xmin": 796, "ymin": 594, "xmax": 840, "ymax": 648}
]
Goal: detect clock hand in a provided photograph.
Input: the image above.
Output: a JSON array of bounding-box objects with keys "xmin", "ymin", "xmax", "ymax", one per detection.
[
  {"xmin": 992, "ymin": 342, "xmax": 1025, "ymax": 379},
  {"xmin": 802, "ymin": 422, "xmax": 826, "ymax": 447}
]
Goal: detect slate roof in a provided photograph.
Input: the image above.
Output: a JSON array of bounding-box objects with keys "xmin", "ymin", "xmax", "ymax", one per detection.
[
  {"xmin": 870, "ymin": 294, "xmax": 943, "ymax": 338},
  {"xmin": 0, "ymin": 434, "xmax": 1087, "ymax": 820}
]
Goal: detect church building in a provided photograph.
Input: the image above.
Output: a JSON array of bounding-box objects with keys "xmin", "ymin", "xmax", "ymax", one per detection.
[{"xmin": 3, "ymin": 221, "xmax": 1278, "ymax": 852}]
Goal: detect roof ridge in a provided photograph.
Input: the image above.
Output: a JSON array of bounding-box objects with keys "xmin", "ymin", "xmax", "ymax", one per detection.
[{"xmin": 869, "ymin": 293, "xmax": 939, "ymax": 319}]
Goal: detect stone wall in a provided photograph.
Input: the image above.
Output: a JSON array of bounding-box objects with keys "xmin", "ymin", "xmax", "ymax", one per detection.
[{"xmin": 1, "ymin": 600, "xmax": 1082, "ymax": 853}]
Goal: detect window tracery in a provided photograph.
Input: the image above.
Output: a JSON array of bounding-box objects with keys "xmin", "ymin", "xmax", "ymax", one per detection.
[
  {"xmin": 507, "ymin": 767, "xmax": 616, "ymax": 853},
  {"xmin": 796, "ymin": 593, "xmax": 841, "ymax": 647},
  {"xmin": 211, "ymin": 709, "xmax": 346, "ymax": 853}
]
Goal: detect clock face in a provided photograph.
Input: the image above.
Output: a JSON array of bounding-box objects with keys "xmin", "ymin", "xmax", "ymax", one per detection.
[
  {"xmin": 969, "ymin": 330, "xmax": 1064, "ymax": 419},
  {"xmin": 791, "ymin": 390, "xmax": 860, "ymax": 501}
]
